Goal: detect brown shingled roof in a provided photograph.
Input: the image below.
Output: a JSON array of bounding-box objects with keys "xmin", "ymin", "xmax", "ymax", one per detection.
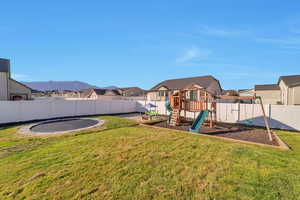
[
  {"xmin": 255, "ymin": 84, "xmax": 280, "ymax": 91},
  {"xmin": 150, "ymin": 75, "xmax": 221, "ymax": 94},
  {"xmin": 278, "ymin": 75, "xmax": 300, "ymax": 87}
]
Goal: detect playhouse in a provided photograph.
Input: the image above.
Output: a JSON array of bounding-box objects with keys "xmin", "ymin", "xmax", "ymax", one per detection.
[{"xmin": 165, "ymin": 86, "xmax": 273, "ymax": 141}]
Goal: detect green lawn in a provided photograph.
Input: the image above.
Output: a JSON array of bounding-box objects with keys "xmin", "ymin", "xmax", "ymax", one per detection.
[{"xmin": 1, "ymin": 116, "xmax": 300, "ymax": 200}]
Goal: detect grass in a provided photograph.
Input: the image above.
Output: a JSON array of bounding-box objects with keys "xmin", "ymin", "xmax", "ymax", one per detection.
[{"xmin": 0, "ymin": 116, "xmax": 300, "ymax": 199}]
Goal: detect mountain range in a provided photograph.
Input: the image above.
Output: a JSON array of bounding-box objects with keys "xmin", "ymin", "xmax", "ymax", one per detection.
[{"xmin": 21, "ymin": 81, "xmax": 118, "ymax": 92}]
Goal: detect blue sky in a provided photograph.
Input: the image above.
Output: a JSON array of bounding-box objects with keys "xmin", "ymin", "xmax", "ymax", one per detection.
[{"xmin": 1, "ymin": 1, "xmax": 300, "ymax": 90}]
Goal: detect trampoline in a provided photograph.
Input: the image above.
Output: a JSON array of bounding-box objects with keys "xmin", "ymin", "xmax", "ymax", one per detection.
[{"xmin": 19, "ymin": 118, "xmax": 105, "ymax": 136}]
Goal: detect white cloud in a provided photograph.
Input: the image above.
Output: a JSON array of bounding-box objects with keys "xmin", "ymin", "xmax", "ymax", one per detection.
[
  {"xmin": 11, "ymin": 74, "xmax": 30, "ymax": 81},
  {"xmin": 176, "ymin": 47, "xmax": 211, "ymax": 63}
]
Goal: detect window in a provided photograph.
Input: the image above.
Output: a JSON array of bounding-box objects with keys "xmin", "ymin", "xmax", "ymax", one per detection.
[
  {"xmin": 158, "ymin": 91, "xmax": 168, "ymax": 97},
  {"xmin": 190, "ymin": 91, "xmax": 198, "ymax": 101}
]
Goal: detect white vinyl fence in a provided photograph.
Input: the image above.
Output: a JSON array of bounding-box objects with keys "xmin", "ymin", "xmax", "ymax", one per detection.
[
  {"xmin": 137, "ymin": 100, "xmax": 300, "ymax": 131},
  {"xmin": 0, "ymin": 100, "xmax": 136, "ymax": 124},
  {"xmin": 1, "ymin": 99, "xmax": 300, "ymax": 131},
  {"xmin": 216, "ymin": 103, "xmax": 300, "ymax": 131}
]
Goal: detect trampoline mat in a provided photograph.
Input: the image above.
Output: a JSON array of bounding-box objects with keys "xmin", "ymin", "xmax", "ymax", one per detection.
[{"xmin": 30, "ymin": 118, "xmax": 99, "ymax": 133}]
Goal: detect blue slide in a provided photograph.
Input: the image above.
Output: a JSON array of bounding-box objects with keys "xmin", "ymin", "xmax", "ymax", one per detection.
[
  {"xmin": 189, "ymin": 110, "xmax": 209, "ymax": 133},
  {"xmin": 165, "ymin": 101, "xmax": 173, "ymax": 123}
]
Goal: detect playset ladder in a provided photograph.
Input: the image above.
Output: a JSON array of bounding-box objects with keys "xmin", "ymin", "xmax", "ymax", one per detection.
[{"xmin": 170, "ymin": 108, "xmax": 180, "ymax": 126}]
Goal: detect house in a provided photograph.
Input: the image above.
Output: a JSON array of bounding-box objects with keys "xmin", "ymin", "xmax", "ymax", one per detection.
[
  {"xmin": 237, "ymin": 89, "xmax": 255, "ymax": 103},
  {"xmin": 254, "ymin": 84, "xmax": 281, "ymax": 105},
  {"xmin": 118, "ymin": 87, "xmax": 146, "ymax": 97},
  {"xmin": 147, "ymin": 75, "xmax": 222, "ymax": 101},
  {"xmin": 222, "ymin": 89, "xmax": 238, "ymax": 96},
  {"xmin": 49, "ymin": 90, "xmax": 82, "ymax": 98},
  {"xmin": 0, "ymin": 58, "xmax": 32, "ymax": 101},
  {"xmin": 253, "ymin": 75, "xmax": 300, "ymax": 105},
  {"xmin": 238, "ymin": 89, "xmax": 254, "ymax": 97},
  {"xmin": 81, "ymin": 88, "xmax": 122, "ymax": 100},
  {"xmin": 278, "ymin": 75, "xmax": 300, "ymax": 105}
]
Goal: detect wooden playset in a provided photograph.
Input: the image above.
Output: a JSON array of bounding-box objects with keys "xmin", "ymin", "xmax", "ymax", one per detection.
[{"xmin": 165, "ymin": 86, "xmax": 273, "ymax": 141}]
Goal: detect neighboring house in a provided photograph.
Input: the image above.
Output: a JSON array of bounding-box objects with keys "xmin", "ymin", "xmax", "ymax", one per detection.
[
  {"xmin": 118, "ymin": 87, "xmax": 146, "ymax": 97},
  {"xmin": 254, "ymin": 84, "xmax": 281, "ymax": 105},
  {"xmin": 237, "ymin": 89, "xmax": 255, "ymax": 103},
  {"xmin": 0, "ymin": 58, "xmax": 32, "ymax": 101},
  {"xmin": 79, "ymin": 89, "xmax": 94, "ymax": 99},
  {"xmin": 253, "ymin": 75, "xmax": 300, "ymax": 105},
  {"xmin": 278, "ymin": 75, "xmax": 300, "ymax": 105},
  {"xmin": 82, "ymin": 88, "xmax": 122, "ymax": 100},
  {"xmin": 147, "ymin": 75, "xmax": 222, "ymax": 101},
  {"xmin": 50, "ymin": 90, "xmax": 81, "ymax": 98},
  {"xmin": 238, "ymin": 89, "xmax": 254, "ymax": 97},
  {"xmin": 222, "ymin": 89, "xmax": 238, "ymax": 96}
]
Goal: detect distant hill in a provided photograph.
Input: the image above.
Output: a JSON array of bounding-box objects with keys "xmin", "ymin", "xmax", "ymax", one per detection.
[{"xmin": 21, "ymin": 81, "xmax": 118, "ymax": 92}]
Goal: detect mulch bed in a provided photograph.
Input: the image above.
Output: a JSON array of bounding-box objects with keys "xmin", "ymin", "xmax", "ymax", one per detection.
[{"xmin": 151, "ymin": 121, "xmax": 279, "ymax": 146}]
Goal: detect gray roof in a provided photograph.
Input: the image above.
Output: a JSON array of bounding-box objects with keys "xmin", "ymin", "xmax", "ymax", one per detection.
[
  {"xmin": 238, "ymin": 89, "xmax": 253, "ymax": 92},
  {"xmin": 279, "ymin": 75, "xmax": 300, "ymax": 87},
  {"xmin": 80, "ymin": 89, "xmax": 94, "ymax": 98},
  {"xmin": 150, "ymin": 75, "xmax": 221, "ymax": 92},
  {"xmin": 255, "ymin": 84, "xmax": 280, "ymax": 91},
  {"xmin": 119, "ymin": 87, "xmax": 146, "ymax": 96},
  {"xmin": 9, "ymin": 78, "xmax": 32, "ymax": 91},
  {"xmin": 80, "ymin": 88, "xmax": 121, "ymax": 97},
  {"xmin": 93, "ymin": 89, "xmax": 121, "ymax": 96},
  {"xmin": 22, "ymin": 81, "xmax": 100, "ymax": 92},
  {"xmin": 0, "ymin": 58, "xmax": 10, "ymax": 73},
  {"xmin": 119, "ymin": 87, "xmax": 144, "ymax": 91}
]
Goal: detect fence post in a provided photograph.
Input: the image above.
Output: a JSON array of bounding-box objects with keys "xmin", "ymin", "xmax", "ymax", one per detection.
[
  {"xmin": 238, "ymin": 103, "xmax": 240, "ymax": 122},
  {"xmin": 225, "ymin": 103, "xmax": 227, "ymax": 121},
  {"xmin": 75, "ymin": 100, "xmax": 78, "ymax": 116},
  {"xmin": 50, "ymin": 100, "xmax": 53, "ymax": 118},
  {"xmin": 94, "ymin": 100, "xmax": 97, "ymax": 115}
]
